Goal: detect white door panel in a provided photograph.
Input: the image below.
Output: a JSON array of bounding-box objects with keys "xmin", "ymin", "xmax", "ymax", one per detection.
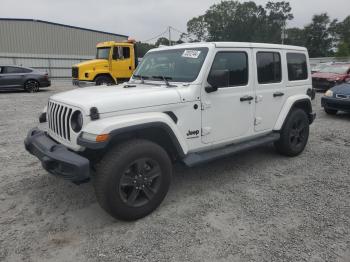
[
  {"xmin": 254, "ymin": 49, "xmax": 286, "ymax": 132},
  {"xmin": 201, "ymin": 49, "xmax": 254, "ymax": 144}
]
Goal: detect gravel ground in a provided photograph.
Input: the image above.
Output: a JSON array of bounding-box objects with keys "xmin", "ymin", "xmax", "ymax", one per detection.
[{"xmin": 0, "ymin": 84, "xmax": 349, "ymax": 262}]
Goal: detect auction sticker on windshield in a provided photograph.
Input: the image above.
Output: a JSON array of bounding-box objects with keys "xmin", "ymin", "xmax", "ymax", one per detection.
[{"xmin": 182, "ymin": 50, "xmax": 201, "ymax": 59}]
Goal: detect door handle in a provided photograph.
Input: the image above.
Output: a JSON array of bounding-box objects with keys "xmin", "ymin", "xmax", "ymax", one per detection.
[
  {"xmin": 273, "ymin": 92, "xmax": 284, "ymax": 97},
  {"xmin": 240, "ymin": 95, "xmax": 254, "ymax": 102},
  {"xmin": 129, "ymin": 66, "xmax": 132, "ymax": 70}
]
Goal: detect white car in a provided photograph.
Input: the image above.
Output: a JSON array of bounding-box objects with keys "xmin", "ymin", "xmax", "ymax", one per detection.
[{"xmin": 25, "ymin": 42, "xmax": 316, "ymax": 220}]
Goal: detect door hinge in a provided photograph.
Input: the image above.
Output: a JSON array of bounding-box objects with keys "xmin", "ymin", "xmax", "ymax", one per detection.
[
  {"xmin": 255, "ymin": 95, "xmax": 263, "ymax": 103},
  {"xmin": 254, "ymin": 117, "xmax": 262, "ymax": 126},
  {"xmin": 201, "ymin": 127, "xmax": 211, "ymax": 136},
  {"xmin": 201, "ymin": 101, "xmax": 211, "ymax": 110}
]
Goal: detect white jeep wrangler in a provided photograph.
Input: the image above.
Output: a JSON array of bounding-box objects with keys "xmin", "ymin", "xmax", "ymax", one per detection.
[{"xmin": 25, "ymin": 42, "xmax": 316, "ymax": 220}]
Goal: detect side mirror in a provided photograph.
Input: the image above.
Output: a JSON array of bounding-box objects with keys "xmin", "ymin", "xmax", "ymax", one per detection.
[
  {"xmin": 207, "ymin": 70, "xmax": 229, "ymax": 93},
  {"xmin": 205, "ymin": 86, "xmax": 218, "ymax": 93}
]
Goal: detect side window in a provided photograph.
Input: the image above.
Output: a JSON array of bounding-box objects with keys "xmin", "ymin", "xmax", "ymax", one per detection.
[
  {"xmin": 3, "ymin": 66, "xmax": 25, "ymax": 74},
  {"xmin": 257, "ymin": 52, "xmax": 281, "ymax": 84},
  {"xmin": 113, "ymin": 47, "xmax": 130, "ymax": 60},
  {"xmin": 208, "ymin": 52, "xmax": 248, "ymax": 88},
  {"xmin": 123, "ymin": 47, "xmax": 130, "ymax": 59},
  {"xmin": 287, "ymin": 53, "xmax": 308, "ymax": 81},
  {"xmin": 0, "ymin": 67, "xmax": 3, "ymax": 74}
]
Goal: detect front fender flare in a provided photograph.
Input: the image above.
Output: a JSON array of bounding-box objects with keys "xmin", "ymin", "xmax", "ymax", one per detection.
[{"xmin": 79, "ymin": 112, "xmax": 188, "ymax": 156}]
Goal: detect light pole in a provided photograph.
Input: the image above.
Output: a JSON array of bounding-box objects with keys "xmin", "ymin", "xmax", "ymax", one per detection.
[{"xmin": 168, "ymin": 26, "xmax": 172, "ymax": 46}]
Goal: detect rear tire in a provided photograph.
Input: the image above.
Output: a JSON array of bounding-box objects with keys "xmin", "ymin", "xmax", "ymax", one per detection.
[
  {"xmin": 274, "ymin": 109, "xmax": 309, "ymax": 157},
  {"xmin": 324, "ymin": 108, "xmax": 337, "ymax": 115},
  {"xmin": 95, "ymin": 75, "xmax": 114, "ymax": 86},
  {"xmin": 24, "ymin": 80, "xmax": 39, "ymax": 93},
  {"xmin": 94, "ymin": 139, "xmax": 172, "ymax": 221}
]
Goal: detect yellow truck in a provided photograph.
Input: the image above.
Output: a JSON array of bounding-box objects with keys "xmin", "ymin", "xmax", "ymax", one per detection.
[{"xmin": 72, "ymin": 40, "xmax": 138, "ymax": 86}]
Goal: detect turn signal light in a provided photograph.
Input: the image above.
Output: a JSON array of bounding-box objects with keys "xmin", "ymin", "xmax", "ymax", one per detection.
[{"xmin": 96, "ymin": 134, "xmax": 110, "ymax": 142}]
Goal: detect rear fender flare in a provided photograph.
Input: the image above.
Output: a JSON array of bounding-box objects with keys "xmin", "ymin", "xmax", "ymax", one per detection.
[{"xmin": 273, "ymin": 95, "xmax": 312, "ymax": 131}]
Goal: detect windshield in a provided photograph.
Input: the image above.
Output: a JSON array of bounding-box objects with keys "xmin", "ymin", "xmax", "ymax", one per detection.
[
  {"xmin": 133, "ymin": 47, "xmax": 209, "ymax": 82},
  {"xmin": 319, "ymin": 65, "xmax": 349, "ymax": 74},
  {"xmin": 96, "ymin": 47, "xmax": 111, "ymax": 59}
]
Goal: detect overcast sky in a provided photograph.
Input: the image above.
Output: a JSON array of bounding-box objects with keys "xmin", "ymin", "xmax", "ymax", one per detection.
[{"xmin": 1, "ymin": 0, "xmax": 349, "ymax": 42}]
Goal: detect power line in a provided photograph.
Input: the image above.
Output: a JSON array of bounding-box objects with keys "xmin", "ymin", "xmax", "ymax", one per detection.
[
  {"xmin": 141, "ymin": 26, "xmax": 188, "ymax": 43},
  {"xmin": 141, "ymin": 28, "xmax": 169, "ymax": 43},
  {"xmin": 170, "ymin": 26, "xmax": 188, "ymax": 36}
]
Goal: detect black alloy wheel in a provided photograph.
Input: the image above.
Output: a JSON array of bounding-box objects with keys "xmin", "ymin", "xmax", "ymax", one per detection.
[
  {"xmin": 25, "ymin": 80, "xmax": 39, "ymax": 92},
  {"xmin": 119, "ymin": 158, "xmax": 162, "ymax": 208}
]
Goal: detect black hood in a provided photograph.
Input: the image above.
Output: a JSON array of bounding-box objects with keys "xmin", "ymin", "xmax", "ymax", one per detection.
[{"xmin": 331, "ymin": 83, "xmax": 350, "ymax": 94}]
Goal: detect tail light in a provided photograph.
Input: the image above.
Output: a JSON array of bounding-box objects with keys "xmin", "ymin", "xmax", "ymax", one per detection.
[{"xmin": 44, "ymin": 73, "xmax": 49, "ymax": 80}]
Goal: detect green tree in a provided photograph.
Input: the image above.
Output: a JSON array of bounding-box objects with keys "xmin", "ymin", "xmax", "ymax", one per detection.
[
  {"xmin": 185, "ymin": 0, "xmax": 293, "ymax": 43},
  {"xmin": 135, "ymin": 42, "xmax": 155, "ymax": 57},
  {"xmin": 187, "ymin": 15, "xmax": 208, "ymax": 42},
  {"xmin": 335, "ymin": 16, "xmax": 350, "ymax": 56},
  {"xmin": 265, "ymin": 1, "xmax": 294, "ymax": 43},
  {"xmin": 303, "ymin": 13, "xmax": 337, "ymax": 57},
  {"xmin": 285, "ymin": 27, "xmax": 306, "ymax": 46},
  {"xmin": 155, "ymin": 37, "xmax": 182, "ymax": 47},
  {"xmin": 335, "ymin": 41, "xmax": 350, "ymax": 57}
]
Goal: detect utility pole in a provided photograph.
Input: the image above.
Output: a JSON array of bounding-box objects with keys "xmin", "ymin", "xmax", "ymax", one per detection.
[{"xmin": 168, "ymin": 26, "xmax": 172, "ymax": 46}]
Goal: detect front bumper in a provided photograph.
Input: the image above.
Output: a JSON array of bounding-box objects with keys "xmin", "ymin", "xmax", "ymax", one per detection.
[
  {"xmin": 24, "ymin": 128, "xmax": 90, "ymax": 184},
  {"xmin": 321, "ymin": 96, "xmax": 350, "ymax": 112},
  {"xmin": 72, "ymin": 79, "xmax": 96, "ymax": 87}
]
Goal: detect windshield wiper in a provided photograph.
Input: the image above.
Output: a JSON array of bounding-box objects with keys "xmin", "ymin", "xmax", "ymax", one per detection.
[
  {"xmin": 133, "ymin": 74, "xmax": 149, "ymax": 84},
  {"xmin": 152, "ymin": 76, "xmax": 176, "ymax": 87}
]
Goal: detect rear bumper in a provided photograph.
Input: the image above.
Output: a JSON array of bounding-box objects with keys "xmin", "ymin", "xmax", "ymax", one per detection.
[
  {"xmin": 39, "ymin": 80, "xmax": 51, "ymax": 87},
  {"xmin": 321, "ymin": 96, "xmax": 350, "ymax": 112},
  {"xmin": 24, "ymin": 128, "xmax": 90, "ymax": 184}
]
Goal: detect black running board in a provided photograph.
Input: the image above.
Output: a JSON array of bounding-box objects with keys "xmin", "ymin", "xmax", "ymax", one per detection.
[{"xmin": 182, "ymin": 133, "xmax": 280, "ymax": 167}]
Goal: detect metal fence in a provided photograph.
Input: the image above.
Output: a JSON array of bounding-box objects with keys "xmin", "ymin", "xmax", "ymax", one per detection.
[
  {"xmin": 0, "ymin": 52, "xmax": 94, "ymax": 79},
  {"xmin": 310, "ymin": 57, "xmax": 350, "ymax": 64}
]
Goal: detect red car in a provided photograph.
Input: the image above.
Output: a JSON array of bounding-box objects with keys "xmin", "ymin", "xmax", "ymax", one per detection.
[{"xmin": 312, "ymin": 63, "xmax": 350, "ymax": 91}]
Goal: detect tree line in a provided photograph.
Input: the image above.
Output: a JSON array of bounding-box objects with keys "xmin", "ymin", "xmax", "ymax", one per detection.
[{"xmin": 138, "ymin": 1, "xmax": 349, "ymax": 58}]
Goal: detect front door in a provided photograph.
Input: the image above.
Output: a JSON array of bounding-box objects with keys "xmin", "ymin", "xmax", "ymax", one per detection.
[
  {"xmin": 253, "ymin": 49, "xmax": 285, "ymax": 132},
  {"xmin": 0, "ymin": 66, "xmax": 24, "ymax": 88},
  {"xmin": 111, "ymin": 46, "xmax": 133, "ymax": 81},
  {"xmin": 201, "ymin": 49, "xmax": 254, "ymax": 144}
]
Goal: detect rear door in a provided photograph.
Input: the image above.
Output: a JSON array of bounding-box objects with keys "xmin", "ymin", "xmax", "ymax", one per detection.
[
  {"xmin": 201, "ymin": 48, "xmax": 254, "ymax": 144},
  {"xmin": 254, "ymin": 49, "xmax": 285, "ymax": 132}
]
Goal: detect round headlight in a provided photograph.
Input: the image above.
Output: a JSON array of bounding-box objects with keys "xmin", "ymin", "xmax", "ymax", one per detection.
[
  {"xmin": 325, "ymin": 90, "xmax": 333, "ymax": 97},
  {"xmin": 71, "ymin": 110, "xmax": 83, "ymax": 133}
]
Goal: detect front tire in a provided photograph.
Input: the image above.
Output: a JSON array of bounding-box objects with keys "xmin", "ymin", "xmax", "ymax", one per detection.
[
  {"xmin": 94, "ymin": 139, "xmax": 172, "ymax": 221},
  {"xmin": 24, "ymin": 80, "xmax": 39, "ymax": 93},
  {"xmin": 274, "ymin": 109, "xmax": 309, "ymax": 157},
  {"xmin": 95, "ymin": 75, "xmax": 114, "ymax": 86}
]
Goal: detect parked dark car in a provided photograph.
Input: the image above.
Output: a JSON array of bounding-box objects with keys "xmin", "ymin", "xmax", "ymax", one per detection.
[
  {"xmin": 0, "ymin": 65, "xmax": 51, "ymax": 92},
  {"xmin": 321, "ymin": 82, "xmax": 350, "ymax": 115},
  {"xmin": 312, "ymin": 63, "xmax": 350, "ymax": 91}
]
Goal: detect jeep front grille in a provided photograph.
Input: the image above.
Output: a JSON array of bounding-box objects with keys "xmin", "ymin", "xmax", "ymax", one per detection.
[
  {"xmin": 47, "ymin": 101, "xmax": 73, "ymax": 141},
  {"xmin": 72, "ymin": 67, "xmax": 79, "ymax": 78}
]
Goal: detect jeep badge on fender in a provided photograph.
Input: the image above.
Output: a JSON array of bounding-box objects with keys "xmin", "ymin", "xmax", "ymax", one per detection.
[{"xmin": 24, "ymin": 42, "xmax": 315, "ymax": 221}]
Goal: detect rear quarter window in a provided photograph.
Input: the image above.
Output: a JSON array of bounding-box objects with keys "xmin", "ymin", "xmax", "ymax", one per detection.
[{"xmin": 287, "ymin": 53, "xmax": 308, "ymax": 81}]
